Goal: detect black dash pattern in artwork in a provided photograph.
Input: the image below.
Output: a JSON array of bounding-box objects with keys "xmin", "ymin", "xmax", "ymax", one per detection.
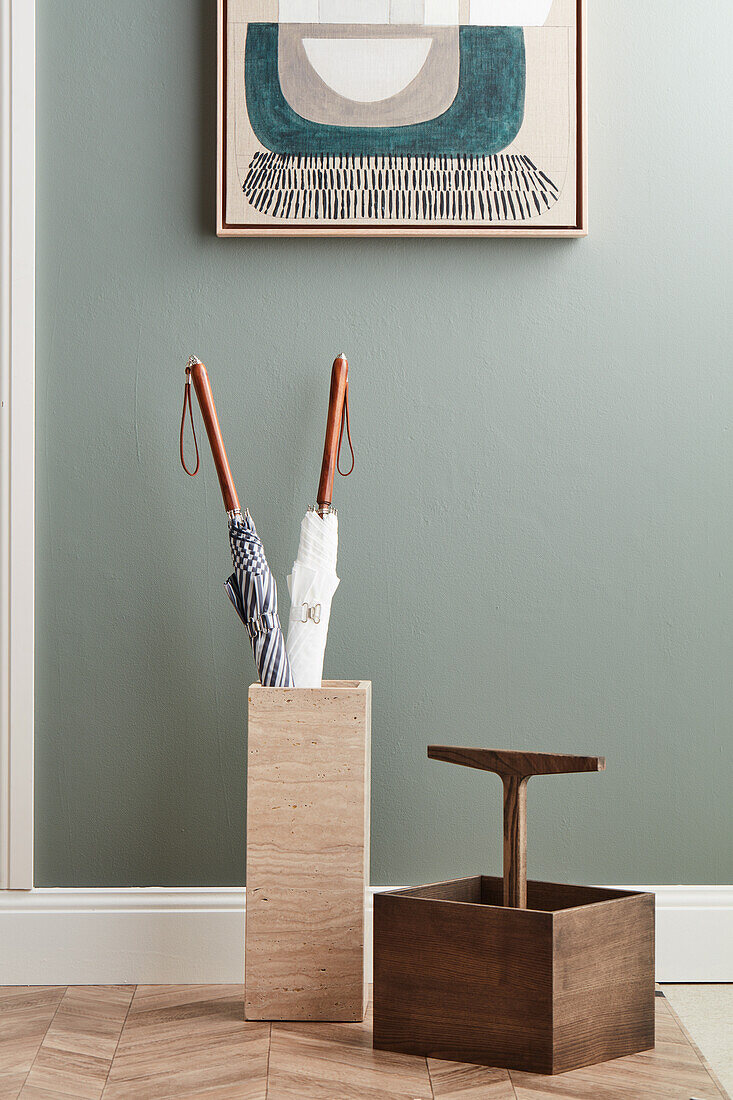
[{"xmin": 242, "ymin": 153, "xmax": 560, "ymax": 223}]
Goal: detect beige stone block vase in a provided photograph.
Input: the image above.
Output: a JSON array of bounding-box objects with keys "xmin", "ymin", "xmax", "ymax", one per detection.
[{"xmin": 245, "ymin": 680, "xmax": 371, "ymax": 1022}]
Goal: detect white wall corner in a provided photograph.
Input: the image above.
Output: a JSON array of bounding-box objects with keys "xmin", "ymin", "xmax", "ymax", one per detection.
[
  {"xmin": 0, "ymin": 0, "xmax": 35, "ymax": 891},
  {"xmin": 0, "ymin": 886, "xmax": 730, "ymax": 985}
]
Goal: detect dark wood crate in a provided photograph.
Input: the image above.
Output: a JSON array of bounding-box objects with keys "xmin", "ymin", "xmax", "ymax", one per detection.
[{"xmin": 373, "ymin": 875, "xmax": 655, "ymax": 1075}]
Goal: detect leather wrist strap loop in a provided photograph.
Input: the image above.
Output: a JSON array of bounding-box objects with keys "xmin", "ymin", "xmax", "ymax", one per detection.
[
  {"xmin": 337, "ymin": 382, "xmax": 355, "ymax": 477},
  {"xmin": 180, "ymin": 367, "xmax": 200, "ymax": 477}
]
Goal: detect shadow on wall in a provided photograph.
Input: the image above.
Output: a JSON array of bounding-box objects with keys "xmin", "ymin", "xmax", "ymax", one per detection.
[{"xmin": 197, "ymin": 0, "xmax": 219, "ymax": 236}]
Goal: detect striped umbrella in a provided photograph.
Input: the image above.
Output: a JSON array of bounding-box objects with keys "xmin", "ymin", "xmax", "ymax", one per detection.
[
  {"xmin": 225, "ymin": 509, "xmax": 293, "ymax": 688},
  {"xmin": 181, "ymin": 356, "xmax": 293, "ymax": 688}
]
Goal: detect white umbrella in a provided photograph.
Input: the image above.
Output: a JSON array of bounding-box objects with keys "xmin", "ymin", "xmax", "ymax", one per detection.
[
  {"xmin": 286, "ymin": 355, "xmax": 353, "ymax": 687},
  {"xmin": 286, "ymin": 508, "xmax": 340, "ymax": 687}
]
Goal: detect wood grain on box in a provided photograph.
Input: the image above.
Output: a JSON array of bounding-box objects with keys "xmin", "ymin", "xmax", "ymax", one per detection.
[
  {"xmin": 374, "ymin": 875, "xmax": 655, "ymax": 1074},
  {"xmin": 246, "ymin": 680, "xmax": 371, "ymax": 1022},
  {"xmin": 374, "ymin": 749, "xmax": 652, "ymax": 1075}
]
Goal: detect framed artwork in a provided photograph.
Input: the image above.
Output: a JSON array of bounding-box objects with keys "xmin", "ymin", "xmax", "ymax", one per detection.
[{"xmin": 217, "ymin": 0, "xmax": 586, "ymax": 237}]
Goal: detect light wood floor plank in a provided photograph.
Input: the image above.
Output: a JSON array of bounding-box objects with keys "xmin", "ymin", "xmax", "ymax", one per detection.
[
  {"xmin": 18, "ymin": 1088, "xmax": 86, "ymax": 1100},
  {"xmin": 1, "ymin": 985, "xmax": 728, "ymax": 1099},
  {"xmin": 663, "ymin": 993, "xmax": 732, "ymax": 1100},
  {"xmin": 0, "ymin": 987, "xmax": 66, "ymax": 1099},
  {"xmin": 101, "ymin": 985, "xmax": 269, "ymax": 1100},
  {"xmin": 266, "ymin": 1000, "xmax": 433, "ymax": 1099},
  {"xmin": 19, "ymin": 986, "xmax": 133, "ymax": 1100},
  {"xmin": 428, "ymin": 1059, "xmax": 516, "ymax": 1098}
]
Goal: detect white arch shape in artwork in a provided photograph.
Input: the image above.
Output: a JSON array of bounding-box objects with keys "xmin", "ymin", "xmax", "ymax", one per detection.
[{"xmin": 302, "ymin": 36, "xmax": 433, "ymax": 103}]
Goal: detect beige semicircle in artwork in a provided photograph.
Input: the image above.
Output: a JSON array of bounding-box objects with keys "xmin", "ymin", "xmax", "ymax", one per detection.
[{"xmin": 277, "ymin": 25, "xmax": 460, "ymax": 128}]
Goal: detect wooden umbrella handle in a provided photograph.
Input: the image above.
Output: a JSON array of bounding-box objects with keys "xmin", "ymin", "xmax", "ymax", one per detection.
[
  {"xmin": 317, "ymin": 354, "xmax": 349, "ymax": 511},
  {"xmin": 187, "ymin": 357, "xmax": 240, "ymax": 514}
]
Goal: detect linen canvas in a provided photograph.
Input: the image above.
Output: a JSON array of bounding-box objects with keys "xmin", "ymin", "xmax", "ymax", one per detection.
[{"xmin": 218, "ymin": 0, "xmax": 584, "ymax": 235}]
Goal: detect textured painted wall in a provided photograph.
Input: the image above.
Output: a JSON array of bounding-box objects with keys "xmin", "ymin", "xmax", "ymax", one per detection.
[{"xmin": 35, "ymin": 1, "xmax": 733, "ymax": 886}]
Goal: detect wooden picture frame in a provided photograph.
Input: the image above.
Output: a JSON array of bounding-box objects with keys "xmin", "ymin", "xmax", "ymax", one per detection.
[{"xmin": 217, "ymin": 0, "xmax": 587, "ymax": 238}]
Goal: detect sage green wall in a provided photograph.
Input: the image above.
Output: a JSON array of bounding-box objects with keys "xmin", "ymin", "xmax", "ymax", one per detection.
[{"xmin": 35, "ymin": 1, "xmax": 733, "ymax": 887}]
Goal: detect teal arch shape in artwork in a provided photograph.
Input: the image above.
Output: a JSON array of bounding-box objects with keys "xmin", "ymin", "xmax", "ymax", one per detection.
[{"xmin": 244, "ymin": 24, "xmax": 526, "ymax": 158}]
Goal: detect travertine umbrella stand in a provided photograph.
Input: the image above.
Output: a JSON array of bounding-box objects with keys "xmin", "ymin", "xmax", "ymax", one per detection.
[
  {"xmin": 245, "ymin": 681, "xmax": 371, "ymax": 1022},
  {"xmin": 373, "ymin": 748, "xmax": 655, "ymax": 1075}
]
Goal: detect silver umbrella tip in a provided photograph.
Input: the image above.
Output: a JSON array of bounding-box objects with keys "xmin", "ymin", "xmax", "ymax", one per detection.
[{"xmin": 187, "ymin": 354, "xmax": 203, "ymax": 368}]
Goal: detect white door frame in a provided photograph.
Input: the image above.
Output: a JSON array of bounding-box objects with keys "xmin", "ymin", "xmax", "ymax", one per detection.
[{"xmin": 0, "ymin": 0, "xmax": 35, "ymax": 890}]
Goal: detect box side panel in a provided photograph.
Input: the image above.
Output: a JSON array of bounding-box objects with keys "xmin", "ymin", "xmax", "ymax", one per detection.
[
  {"xmin": 552, "ymin": 893, "xmax": 656, "ymax": 1072},
  {"xmin": 392, "ymin": 877, "xmax": 485, "ymax": 903},
  {"xmin": 481, "ymin": 877, "xmax": 644, "ymax": 911},
  {"xmin": 246, "ymin": 684, "xmax": 370, "ymax": 1020},
  {"xmin": 361, "ymin": 682, "xmax": 371, "ymax": 1018},
  {"xmin": 526, "ymin": 880, "xmax": 643, "ymax": 910},
  {"xmin": 373, "ymin": 894, "xmax": 554, "ymax": 1073}
]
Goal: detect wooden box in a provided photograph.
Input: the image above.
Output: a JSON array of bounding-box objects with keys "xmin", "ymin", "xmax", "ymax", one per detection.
[
  {"xmin": 246, "ymin": 680, "xmax": 371, "ymax": 1022},
  {"xmin": 374, "ymin": 876, "xmax": 655, "ymax": 1074},
  {"xmin": 373, "ymin": 747, "xmax": 655, "ymax": 1074}
]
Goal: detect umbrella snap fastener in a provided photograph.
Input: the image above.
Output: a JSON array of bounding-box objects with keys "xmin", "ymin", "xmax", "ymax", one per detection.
[{"xmin": 301, "ymin": 602, "xmax": 322, "ymax": 625}]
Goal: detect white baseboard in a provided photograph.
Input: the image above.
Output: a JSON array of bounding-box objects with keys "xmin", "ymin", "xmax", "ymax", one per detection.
[
  {"xmin": 1, "ymin": 885, "xmax": 731, "ymax": 985},
  {"xmin": 0, "ymin": 888, "xmax": 246, "ymax": 985},
  {"xmin": 643, "ymin": 886, "xmax": 733, "ymax": 983}
]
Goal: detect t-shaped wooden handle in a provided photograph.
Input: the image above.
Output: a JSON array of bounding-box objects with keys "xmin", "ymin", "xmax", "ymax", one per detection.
[{"xmin": 427, "ymin": 748, "xmax": 606, "ymax": 909}]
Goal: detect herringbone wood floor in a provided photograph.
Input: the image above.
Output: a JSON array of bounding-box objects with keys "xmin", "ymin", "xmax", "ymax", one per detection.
[{"xmin": 0, "ymin": 986, "xmax": 728, "ymax": 1099}]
